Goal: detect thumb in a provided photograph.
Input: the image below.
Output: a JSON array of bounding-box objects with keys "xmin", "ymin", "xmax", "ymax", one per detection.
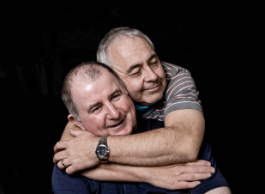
[{"xmin": 69, "ymin": 128, "xmax": 85, "ymax": 137}]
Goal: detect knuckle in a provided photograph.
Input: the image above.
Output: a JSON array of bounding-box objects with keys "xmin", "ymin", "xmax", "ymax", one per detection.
[
  {"xmin": 66, "ymin": 165, "xmax": 75, "ymax": 174},
  {"xmin": 53, "ymin": 155, "xmax": 58, "ymax": 162},
  {"xmin": 66, "ymin": 149, "xmax": 72, "ymax": 156},
  {"xmin": 176, "ymin": 181, "xmax": 189, "ymax": 189},
  {"xmin": 68, "ymin": 148, "xmax": 75, "ymax": 155},
  {"xmin": 174, "ymin": 165, "xmax": 184, "ymax": 172},
  {"xmin": 190, "ymin": 165, "xmax": 198, "ymax": 172},
  {"xmin": 177, "ymin": 172, "xmax": 185, "ymax": 180},
  {"xmin": 189, "ymin": 173, "xmax": 196, "ymax": 180},
  {"xmin": 65, "ymin": 167, "xmax": 72, "ymax": 174},
  {"xmin": 57, "ymin": 162, "xmax": 63, "ymax": 169},
  {"xmin": 54, "ymin": 143, "xmax": 59, "ymax": 152}
]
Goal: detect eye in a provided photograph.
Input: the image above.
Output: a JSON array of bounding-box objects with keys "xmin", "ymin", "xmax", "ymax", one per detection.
[
  {"xmin": 92, "ymin": 105, "xmax": 102, "ymax": 113},
  {"xmin": 150, "ymin": 61, "xmax": 157, "ymax": 66},
  {"xmin": 112, "ymin": 94, "xmax": 121, "ymax": 100},
  {"xmin": 129, "ymin": 66, "xmax": 142, "ymax": 77},
  {"xmin": 131, "ymin": 71, "xmax": 141, "ymax": 76}
]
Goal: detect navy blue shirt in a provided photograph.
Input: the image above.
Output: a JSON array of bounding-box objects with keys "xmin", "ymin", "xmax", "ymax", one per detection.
[{"xmin": 52, "ymin": 119, "xmax": 228, "ymax": 194}]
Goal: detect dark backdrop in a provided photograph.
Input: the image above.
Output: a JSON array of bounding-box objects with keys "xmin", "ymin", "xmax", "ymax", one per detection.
[{"xmin": 1, "ymin": 9, "xmax": 253, "ymax": 194}]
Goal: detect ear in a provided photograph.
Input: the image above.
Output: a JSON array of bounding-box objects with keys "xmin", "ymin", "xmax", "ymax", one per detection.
[{"xmin": 68, "ymin": 114, "xmax": 86, "ymax": 131}]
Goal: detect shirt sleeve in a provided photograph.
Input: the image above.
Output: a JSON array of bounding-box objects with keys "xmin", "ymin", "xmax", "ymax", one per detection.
[
  {"xmin": 51, "ymin": 164, "xmax": 91, "ymax": 194},
  {"xmin": 162, "ymin": 62, "xmax": 203, "ymax": 116}
]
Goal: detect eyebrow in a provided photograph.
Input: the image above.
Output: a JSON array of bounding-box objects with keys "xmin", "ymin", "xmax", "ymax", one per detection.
[
  {"xmin": 109, "ymin": 89, "xmax": 122, "ymax": 98},
  {"xmin": 88, "ymin": 102, "xmax": 102, "ymax": 113},
  {"xmin": 88, "ymin": 89, "xmax": 122, "ymax": 113},
  {"xmin": 126, "ymin": 54, "xmax": 157, "ymax": 74}
]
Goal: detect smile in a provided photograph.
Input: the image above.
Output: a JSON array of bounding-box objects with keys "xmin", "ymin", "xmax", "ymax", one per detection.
[
  {"xmin": 109, "ymin": 119, "xmax": 124, "ymax": 128},
  {"xmin": 145, "ymin": 85, "xmax": 159, "ymax": 91}
]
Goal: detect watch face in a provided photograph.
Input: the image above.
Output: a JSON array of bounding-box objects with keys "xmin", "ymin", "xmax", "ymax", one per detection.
[{"xmin": 96, "ymin": 145, "xmax": 109, "ymax": 157}]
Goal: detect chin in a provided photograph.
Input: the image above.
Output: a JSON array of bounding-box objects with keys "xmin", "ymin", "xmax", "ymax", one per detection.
[
  {"xmin": 114, "ymin": 128, "xmax": 132, "ymax": 136},
  {"xmin": 143, "ymin": 96, "xmax": 163, "ymax": 105}
]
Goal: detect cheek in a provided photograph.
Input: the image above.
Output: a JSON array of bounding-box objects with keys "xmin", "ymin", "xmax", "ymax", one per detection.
[
  {"xmin": 119, "ymin": 98, "xmax": 135, "ymax": 115},
  {"xmin": 85, "ymin": 116, "xmax": 103, "ymax": 130},
  {"xmin": 156, "ymin": 66, "xmax": 166, "ymax": 79},
  {"xmin": 124, "ymin": 79, "xmax": 143, "ymax": 97},
  {"xmin": 126, "ymin": 101, "xmax": 137, "ymax": 123}
]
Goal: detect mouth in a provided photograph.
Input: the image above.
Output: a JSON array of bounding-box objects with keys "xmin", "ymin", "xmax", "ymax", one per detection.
[
  {"xmin": 145, "ymin": 85, "xmax": 159, "ymax": 91},
  {"xmin": 109, "ymin": 119, "xmax": 124, "ymax": 128}
]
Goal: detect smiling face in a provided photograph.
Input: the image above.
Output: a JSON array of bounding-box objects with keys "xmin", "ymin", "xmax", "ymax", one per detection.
[
  {"xmin": 107, "ymin": 37, "xmax": 167, "ymax": 106},
  {"xmin": 69, "ymin": 68, "xmax": 137, "ymax": 136}
]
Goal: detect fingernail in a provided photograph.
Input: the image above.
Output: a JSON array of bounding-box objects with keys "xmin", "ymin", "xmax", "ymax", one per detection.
[
  {"xmin": 207, "ymin": 162, "xmax": 211, "ymax": 166},
  {"xmin": 207, "ymin": 173, "xmax": 211, "ymax": 177}
]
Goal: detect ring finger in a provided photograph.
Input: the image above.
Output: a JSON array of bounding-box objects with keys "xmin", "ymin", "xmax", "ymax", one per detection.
[{"xmin": 57, "ymin": 158, "xmax": 70, "ymax": 169}]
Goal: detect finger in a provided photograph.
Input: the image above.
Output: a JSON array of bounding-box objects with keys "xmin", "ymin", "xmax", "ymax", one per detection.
[
  {"xmin": 177, "ymin": 165, "xmax": 215, "ymax": 174},
  {"xmin": 185, "ymin": 160, "xmax": 211, "ymax": 167},
  {"xmin": 65, "ymin": 164, "xmax": 80, "ymax": 175},
  {"xmin": 178, "ymin": 172, "xmax": 212, "ymax": 181},
  {"xmin": 173, "ymin": 181, "xmax": 201, "ymax": 190},
  {"xmin": 53, "ymin": 150, "xmax": 68, "ymax": 163},
  {"xmin": 54, "ymin": 141, "xmax": 68, "ymax": 153},
  {"xmin": 57, "ymin": 158, "xmax": 71, "ymax": 169}
]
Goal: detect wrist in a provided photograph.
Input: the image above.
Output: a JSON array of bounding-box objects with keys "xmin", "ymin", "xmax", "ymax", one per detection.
[
  {"xmin": 132, "ymin": 166, "xmax": 153, "ymax": 183},
  {"xmin": 95, "ymin": 136, "xmax": 110, "ymax": 163}
]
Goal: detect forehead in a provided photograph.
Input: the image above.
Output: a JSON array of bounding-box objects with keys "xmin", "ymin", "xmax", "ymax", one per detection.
[
  {"xmin": 108, "ymin": 37, "xmax": 156, "ymax": 72},
  {"xmin": 71, "ymin": 69, "xmax": 122, "ymax": 107}
]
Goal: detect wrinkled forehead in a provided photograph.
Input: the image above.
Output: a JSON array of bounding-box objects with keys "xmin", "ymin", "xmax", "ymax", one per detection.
[
  {"xmin": 71, "ymin": 68, "xmax": 124, "ymax": 95},
  {"xmin": 107, "ymin": 37, "xmax": 155, "ymax": 70},
  {"xmin": 108, "ymin": 36, "xmax": 153, "ymax": 56}
]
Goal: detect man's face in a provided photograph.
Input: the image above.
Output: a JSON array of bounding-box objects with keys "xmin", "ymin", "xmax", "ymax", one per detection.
[
  {"xmin": 70, "ymin": 69, "xmax": 137, "ymax": 136},
  {"xmin": 107, "ymin": 37, "xmax": 167, "ymax": 106}
]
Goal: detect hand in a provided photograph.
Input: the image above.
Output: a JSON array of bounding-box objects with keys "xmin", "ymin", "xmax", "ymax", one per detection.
[
  {"xmin": 147, "ymin": 160, "xmax": 215, "ymax": 190},
  {"xmin": 53, "ymin": 129, "xmax": 100, "ymax": 174}
]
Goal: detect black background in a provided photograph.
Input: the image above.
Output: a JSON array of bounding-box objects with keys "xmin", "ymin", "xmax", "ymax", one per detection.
[{"xmin": 1, "ymin": 8, "xmax": 256, "ymax": 194}]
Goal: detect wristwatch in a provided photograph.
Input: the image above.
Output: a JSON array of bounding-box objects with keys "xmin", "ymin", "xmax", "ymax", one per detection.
[{"xmin": 95, "ymin": 136, "xmax": 109, "ymax": 163}]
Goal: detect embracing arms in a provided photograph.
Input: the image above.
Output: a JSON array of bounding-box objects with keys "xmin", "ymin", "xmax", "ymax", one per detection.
[
  {"xmin": 54, "ymin": 109, "xmax": 204, "ymax": 170},
  {"xmin": 53, "ymin": 109, "xmax": 207, "ymax": 189}
]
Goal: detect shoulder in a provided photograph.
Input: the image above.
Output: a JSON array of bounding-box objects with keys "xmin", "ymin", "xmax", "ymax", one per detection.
[
  {"xmin": 161, "ymin": 61, "xmax": 191, "ymax": 79},
  {"xmin": 161, "ymin": 61, "xmax": 202, "ymax": 115}
]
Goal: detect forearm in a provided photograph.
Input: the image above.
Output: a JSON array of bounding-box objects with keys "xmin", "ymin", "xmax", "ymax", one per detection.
[
  {"xmin": 81, "ymin": 163, "xmax": 149, "ymax": 182},
  {"xmin": 60, "ymin": 121, "xmax": 81, "ymax": 141},
  {"xmin": 108, "ymin": 110, "xmax": 205, "ymax": 166},
  {"xmin": 54, "ymin": 111, "xmax": 204, "ymax": 173},
  {"xmin": 108, "ymin": 129, "xmax": 196, "ymax": 166},
  {"xmin": 81, "ymin": 160, "xmax": 214, "ymax": 190}
]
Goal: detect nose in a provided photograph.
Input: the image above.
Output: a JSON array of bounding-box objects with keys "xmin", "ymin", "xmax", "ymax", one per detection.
[
  {"xmin": 106, "ymin": 102, "xmax": 120, "ymax": 119},
  {"xmin": 144, "ymin": 66, "xmax": 158, "ymax": 82}
]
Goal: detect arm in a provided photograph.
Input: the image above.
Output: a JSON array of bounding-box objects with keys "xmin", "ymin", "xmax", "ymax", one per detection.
[
  {"xmin": 108, "ymin": 109, "xmax": 204, "ymax": 165},
  {"xmin": 54, "ymin": 109, "xmax": 204, "ymax": 172},
  {"xmin": 60, "ymin": 121, "xmax": 81, "ymax": 141},
  {"xmin": 81, "ymin": 160, "xmax": 214, "ymax": 190},
  {"xmin": 54, "ymin": 64, "xmax": 204, "ymax": 171}
]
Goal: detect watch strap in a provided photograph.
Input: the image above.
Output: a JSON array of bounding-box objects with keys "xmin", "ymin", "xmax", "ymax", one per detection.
[{"xmin": 98, "ymin": 136, "xmax": 108, "ymax": 146}]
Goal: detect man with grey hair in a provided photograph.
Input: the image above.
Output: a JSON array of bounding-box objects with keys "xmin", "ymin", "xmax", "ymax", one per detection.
[
  {"xmin": 54, "ymin": 27, "xmax": 230, "ymax": 193},
  {"xmin": 52, "ymin": 61, "xmax": 217, "ymax": 193}
]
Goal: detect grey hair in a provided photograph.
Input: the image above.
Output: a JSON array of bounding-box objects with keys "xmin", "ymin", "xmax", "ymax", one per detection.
[
  {"xmin": 61, "ymin": 61, "xmax": 126, "ymax": 121},
  {"xmin": 97, "ymin": 27, "xmax": 155, "ymax": 67}
]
